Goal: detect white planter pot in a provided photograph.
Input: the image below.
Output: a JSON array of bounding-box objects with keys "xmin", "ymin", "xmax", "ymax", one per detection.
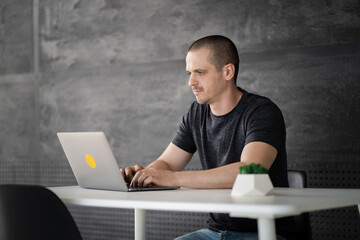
[{"xmin": 231, "ymin": 174, "xmax": 274, "ymax": 197}]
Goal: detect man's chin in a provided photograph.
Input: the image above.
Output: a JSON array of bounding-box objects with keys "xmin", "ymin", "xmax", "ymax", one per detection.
[{"xmin": 195, "ymin": 97, "xmax": 208, "ymax": 105}]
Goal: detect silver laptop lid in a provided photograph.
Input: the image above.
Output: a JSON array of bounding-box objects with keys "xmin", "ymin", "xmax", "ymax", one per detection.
[{"xmin": 57, "ymin": 132, "xmax": 128, "ymax": 191}]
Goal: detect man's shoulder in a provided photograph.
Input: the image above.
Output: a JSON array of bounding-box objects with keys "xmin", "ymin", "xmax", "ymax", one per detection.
[
  {"xmin": 239, "ymin": 90, "xmax": 283, "ymax": 119},
  {"xmin": 243, "ymin": 89, "xmax": 272, "ymax": 104},
  {"xmin": 242, "ymin": 90, "xmax": 279, "ymax": 109}
]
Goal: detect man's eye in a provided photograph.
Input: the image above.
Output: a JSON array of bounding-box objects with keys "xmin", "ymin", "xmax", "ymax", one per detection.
[{"xmin": 198, "ymin": 71, "xmax": 203, "ymax": 75}]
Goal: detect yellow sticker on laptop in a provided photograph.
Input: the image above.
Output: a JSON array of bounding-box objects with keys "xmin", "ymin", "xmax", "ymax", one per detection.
[{"xmin": 85, "ymin": 154, "xmax": 96, "ymax": 168}]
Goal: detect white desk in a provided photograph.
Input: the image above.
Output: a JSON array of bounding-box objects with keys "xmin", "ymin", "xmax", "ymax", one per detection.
[{"xmin": 49, "ymin": 186, "xmax": 360, "ymax": 240}]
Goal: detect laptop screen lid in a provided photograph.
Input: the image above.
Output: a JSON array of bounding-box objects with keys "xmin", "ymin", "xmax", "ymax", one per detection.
[
  {"xmin": 57, "ymin": 132, "xmax": 128, "ymax": 191},
  {"xmin": 57, "ymin": 132, "xmax": 179, "ymax": 192}
]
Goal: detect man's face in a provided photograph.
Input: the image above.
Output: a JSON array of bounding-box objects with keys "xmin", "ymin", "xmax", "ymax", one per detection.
[{"xmin": 185, "ymin": 47, "xmax": 225, "ymax": 105}]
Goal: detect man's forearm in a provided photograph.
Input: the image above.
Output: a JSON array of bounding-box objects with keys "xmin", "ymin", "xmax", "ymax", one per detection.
[
  {"xmin": 147, "ymin": 159, "xmax": 173, "ymax": 171},
  {"xmin": 174, "ymin": 162, "xmax": 245, "ymax": 189},
  {"xmin": 145, "ymin": 141, "xmax": 276, "ymax": 189}
]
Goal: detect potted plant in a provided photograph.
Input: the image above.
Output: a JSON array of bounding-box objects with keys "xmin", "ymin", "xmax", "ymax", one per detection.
[{"xmin": 231, "ymin": 163, "xmax": 274, "ymax": 197}]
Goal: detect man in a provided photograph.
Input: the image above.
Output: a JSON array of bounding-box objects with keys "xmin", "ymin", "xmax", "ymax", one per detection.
[{"xmin": 121, "ymin": 35, "xmax": 295, "ymax": 240}]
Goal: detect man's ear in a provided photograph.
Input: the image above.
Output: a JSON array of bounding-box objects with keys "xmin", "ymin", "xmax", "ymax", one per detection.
[{"xmin": 223, "ymin": 64, "xmax": 235, "ymax": 82}]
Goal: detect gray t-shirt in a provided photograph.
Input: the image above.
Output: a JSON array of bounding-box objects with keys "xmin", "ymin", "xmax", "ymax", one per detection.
[{"xmin": 172, "ymin": 88, "xmax": 295, "ymax": 238}]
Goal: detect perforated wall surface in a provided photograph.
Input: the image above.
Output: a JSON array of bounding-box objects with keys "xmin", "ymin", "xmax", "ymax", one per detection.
[
  {"xmin": 68, "ymin": 206, "xmax": 209, "ymax": 240},
  {"xmin": 290, "ymin": 162, "xmax": 360, "ymax": 240}
]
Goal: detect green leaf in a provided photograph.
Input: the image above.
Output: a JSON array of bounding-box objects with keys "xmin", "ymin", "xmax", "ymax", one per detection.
[
  {"xmin": 238, "ymin": 163, "xmax": 268, "ymax": 174},
  {"xmin": 239, "ymin": 165, "xmax": 249, "ymax": 174}
]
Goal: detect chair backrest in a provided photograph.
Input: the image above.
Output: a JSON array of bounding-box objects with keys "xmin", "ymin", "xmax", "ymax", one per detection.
[
  {"xmin": 288, "ymin": 170, "xmax": 307, "ymax": 188},
  {"xmin": 0, "ymin": 184, "xmax": 82, "ymax": 240},
  {"xmin": 287, "ymin": 170, "xmax": 312, "ymax": 240}
]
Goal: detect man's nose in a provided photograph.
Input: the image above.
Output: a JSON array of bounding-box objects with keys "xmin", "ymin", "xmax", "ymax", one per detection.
[{"xmin": 188, "ymin": 74, "xmax": 198, "ymax": 86}]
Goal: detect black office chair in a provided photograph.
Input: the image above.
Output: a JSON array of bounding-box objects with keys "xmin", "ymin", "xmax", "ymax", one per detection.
[
  {"xmin": 287, "ymin": 170, "xmax": 312, "ymax": 240},
  {"xmin": 0, "ymin": 184, "xmax": 82, "ymax": 240}
]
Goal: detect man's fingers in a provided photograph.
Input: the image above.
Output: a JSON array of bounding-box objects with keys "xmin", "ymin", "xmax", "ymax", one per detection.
[
  {"xmin": 122, "ymin": 164, "xmax": 147, "ymax": 187},
  {"xmin": 143, "ymin": 176, "xmax": 153, "ymax": 187},
  {"xmin": 134, "ymin": 164, "xmax": 145, "ymax": 171},
  {"xmin": 137, "ymin": 172, "xmax": 150, "ymax": 188},
  {"xmin": 120, "ymin": 168, "xmax": 130, "ymax": 183},
  {"xmin": 130, "ymin": 170, "xmax": 141, "ymax": 187},
  {"xmin": 131, "ymin": 169, "xmax": 151, "ymax": 188},
  {"xmin": 123, "ymin": 166, "xmax": 136, "ymax": 183}
]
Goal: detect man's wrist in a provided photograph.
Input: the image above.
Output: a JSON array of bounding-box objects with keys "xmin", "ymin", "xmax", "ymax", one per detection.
[{"xmin": 173, "ymin": 171, "xmax": 183, "ymax": 187}]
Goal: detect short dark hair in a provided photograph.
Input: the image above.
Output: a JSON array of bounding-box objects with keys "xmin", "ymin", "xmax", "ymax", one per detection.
[{"xmin": 188, "ymin": 35, "xmax": 240, "ymax": 85}]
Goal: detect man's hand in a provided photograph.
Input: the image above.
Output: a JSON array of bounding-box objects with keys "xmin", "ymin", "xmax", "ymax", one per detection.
[
  {"xmin": 130, "ymin": 167, "xmax": 178, "ymax": 188},
  {"xmin": 120, "ymin": 143, "xmax": 192, "ymax": 188},
  {"xmin": 120, "ymin": 164, "xmax": 145, "ymax": 184}
]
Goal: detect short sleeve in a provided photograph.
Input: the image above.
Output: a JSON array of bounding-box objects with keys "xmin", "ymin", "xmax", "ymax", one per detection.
[
  {"xmin": 172, "ymin": 104, "xmax": 197, "ymax": 154},
  {"xmin": 245, "ymin": 99, "xmax": 285, "ymax": 151}
]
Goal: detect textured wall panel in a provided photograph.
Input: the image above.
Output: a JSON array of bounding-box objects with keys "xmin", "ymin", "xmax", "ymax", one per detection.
[
  {"xmin": 39, "ymin": 0, "xmax": 360, "ymax": 72},
  {"xmin": 0, "ymin": 0, "xmax": 33, "ymax": 75},
  {"xmin": 0, "ymin": 74, "xmax": 37, "ymax": 184}
]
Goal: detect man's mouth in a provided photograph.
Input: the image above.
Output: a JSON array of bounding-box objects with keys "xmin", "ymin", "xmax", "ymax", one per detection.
[{"xmin": 192, "ymin": 87, "xmax": 203, "ymax": 94}]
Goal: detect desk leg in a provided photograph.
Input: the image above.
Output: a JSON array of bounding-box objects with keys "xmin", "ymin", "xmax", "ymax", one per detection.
[
  {"xmin": 257, "ymin": 218, "xmax": 276, "ymax": 240},
  {"xmin": 135, "ymin": 208, "xmax": 146, "ymax": 240}
]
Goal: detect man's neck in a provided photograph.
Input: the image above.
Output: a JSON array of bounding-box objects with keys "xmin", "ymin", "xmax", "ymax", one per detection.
[{"xmin": 210, "ymin": 87, "xmax": 243, "ymax": 116}]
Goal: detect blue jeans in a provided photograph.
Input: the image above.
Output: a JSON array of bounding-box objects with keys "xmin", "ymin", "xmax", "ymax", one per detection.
[{"xmin": 174, "ymin": 229, "xmax": 286, "ymax": 240}]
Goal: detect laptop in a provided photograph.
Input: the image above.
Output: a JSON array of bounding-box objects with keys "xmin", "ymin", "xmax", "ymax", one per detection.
[{"xmin": 57, "ymin": 132, "xmax": 179, "ymax": 192}]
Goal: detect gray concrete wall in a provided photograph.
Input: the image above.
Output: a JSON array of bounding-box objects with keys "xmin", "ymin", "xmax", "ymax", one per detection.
[{"xmin": 1, "ymin": 1, "xmax": 359, "ymax": 239}]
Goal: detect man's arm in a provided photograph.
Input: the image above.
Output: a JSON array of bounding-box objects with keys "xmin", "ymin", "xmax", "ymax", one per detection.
[
  {"xmin": 125, "ymin": 141, "xmax": 277, "ymax": 189},
  {"xmin": 121, "ymin": 143, "xmax": 192, "ymax": 187},
  {"xmin": 171, "ymin": 141, "xmax": 277, "ymax": 189}
]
